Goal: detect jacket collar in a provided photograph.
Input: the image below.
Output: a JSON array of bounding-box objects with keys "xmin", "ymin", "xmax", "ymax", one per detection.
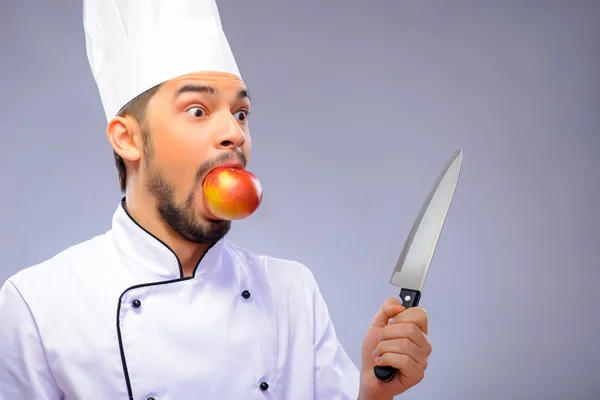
[{"xmin": 110, "ymin": 198, "xmax": 225, "ymax": 281}]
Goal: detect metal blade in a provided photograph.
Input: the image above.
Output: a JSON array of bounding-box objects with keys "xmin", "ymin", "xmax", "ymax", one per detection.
[
  {"xmin": 389, "ymin": 148, "xmax": 463, "ymax": 291},
  {"xmin": 374, "ymin": 149, "xmax": 463, "ymax": 384}
]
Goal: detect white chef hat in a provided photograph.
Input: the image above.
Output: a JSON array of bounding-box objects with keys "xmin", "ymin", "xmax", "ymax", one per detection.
[{"xmin": 83, "ymin": 0, "xmax": 241, "ymax": 122}]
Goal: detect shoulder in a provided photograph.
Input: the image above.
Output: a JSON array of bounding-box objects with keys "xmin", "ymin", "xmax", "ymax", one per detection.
[
  {"xmin": 222, "ymin": 240, "xmax": 321, "ymax": 300},
  {"xmin": 3, "ymin": 232, "xmax": 109, "ymax": 298},
  {"xmin": 224, "ymin": 240, "xmax": 317, "ymax": 279}
]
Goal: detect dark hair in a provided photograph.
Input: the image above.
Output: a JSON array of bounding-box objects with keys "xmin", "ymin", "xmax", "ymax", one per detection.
[{"xmin": 114, "ymin": 83, "xmax": 162, "ymax": 192}]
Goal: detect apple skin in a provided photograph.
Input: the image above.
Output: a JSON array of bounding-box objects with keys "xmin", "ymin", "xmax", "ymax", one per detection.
[{"xmin": 202, "ymin": 166, "xmax": 263, "ymax": 220}]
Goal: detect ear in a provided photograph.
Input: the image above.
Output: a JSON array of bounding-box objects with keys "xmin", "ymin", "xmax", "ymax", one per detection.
[{"xmin": 106, "ymin": 116, "xmax": 142, "ymax": 163}]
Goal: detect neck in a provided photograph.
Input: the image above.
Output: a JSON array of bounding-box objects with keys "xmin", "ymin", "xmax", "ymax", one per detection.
[{"xmin": 123, "ymin": 191, "xmax": 211, "ymax": 278}]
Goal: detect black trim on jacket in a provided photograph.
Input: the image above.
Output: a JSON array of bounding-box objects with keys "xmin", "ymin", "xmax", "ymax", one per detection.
[{"xmin": 115, "ymin": 197, "xmax": 217, "ymax": 399}]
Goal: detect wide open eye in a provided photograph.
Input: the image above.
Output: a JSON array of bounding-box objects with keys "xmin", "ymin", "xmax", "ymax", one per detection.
[
  {"xmin": 186, "ymin": 107, "xmax": 206, "ymax": 118},
  {"xmin": 234, "ymin": 110, "xmax": 249, "ymax": 122}
]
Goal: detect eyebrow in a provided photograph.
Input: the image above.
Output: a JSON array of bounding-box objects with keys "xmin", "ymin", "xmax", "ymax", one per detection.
[
  {"xmin": 238, "ymin": 89, "xmax": 251, "ymax": 101},
  {"xmin": 173, "ymin": 84, "xmax": 251, "ymax": 102}
]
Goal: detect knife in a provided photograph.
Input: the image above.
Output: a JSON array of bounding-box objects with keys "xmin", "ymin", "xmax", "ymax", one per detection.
[{"xmin": 374, "ymin": 148, "xmax": 463, "ymax": 383}]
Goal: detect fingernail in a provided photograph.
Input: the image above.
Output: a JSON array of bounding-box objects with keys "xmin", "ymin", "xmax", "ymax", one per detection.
[
  {"xmin": 388, "ymin": 317, "xmax": 395, "ymax": 324},
  {"xmin": 375, "ymin": 357, "xmax": 382, "ymax": 365},
  {"xmin": 372, "ymin": 349, "xmax": 378, "ymax": 358}
]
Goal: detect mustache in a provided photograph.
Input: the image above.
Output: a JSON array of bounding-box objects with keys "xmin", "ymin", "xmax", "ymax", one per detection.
[{"xmin": 195, "ymin": 151, "xmax": 247, "ymax": 182}]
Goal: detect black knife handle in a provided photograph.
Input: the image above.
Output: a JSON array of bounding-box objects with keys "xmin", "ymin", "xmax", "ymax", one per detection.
[{"xmin": 373, "ymin": 288, "xmax": 421, "ymax": 382}]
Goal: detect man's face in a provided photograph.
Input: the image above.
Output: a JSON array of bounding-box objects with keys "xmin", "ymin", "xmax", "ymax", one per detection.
[{"xmin": 139, "ymin": 71, "xmax": 252, "ymax": 244}]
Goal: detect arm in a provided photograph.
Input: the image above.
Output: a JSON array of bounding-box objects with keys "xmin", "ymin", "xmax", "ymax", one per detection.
[
  {"xmin": 302, "ymin": 266, "xmax": 361, "ymax": 400},
  {"xmin": 0, "ymin": 279, "xmax": 63, "ymax": 399}
]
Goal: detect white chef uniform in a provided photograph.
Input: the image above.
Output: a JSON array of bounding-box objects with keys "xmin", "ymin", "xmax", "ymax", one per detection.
[
  {"xmin": 0, "ymin": 0, "xmax": 361, "ymax": 399},
  {"xmin": 0, "ymin": 200, "xmax": 360, "ymax": 399}
]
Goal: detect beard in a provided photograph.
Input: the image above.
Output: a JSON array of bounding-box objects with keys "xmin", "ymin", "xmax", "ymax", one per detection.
[{"xmin": 141, "ymin": 131, "xmax": 246, "ymax": 244}]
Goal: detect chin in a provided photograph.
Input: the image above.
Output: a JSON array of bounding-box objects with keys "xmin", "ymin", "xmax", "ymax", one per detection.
[
  {"xmin": 195, "ymin": 203, "xmax": 219, "ymax": 223},
  {"xmin": 195, "ymin": 206, "xmax": 229, "ymax": 230},
  {"xmin": 205, "ymin": 215, "xmax": 228, "ymax": 225}
]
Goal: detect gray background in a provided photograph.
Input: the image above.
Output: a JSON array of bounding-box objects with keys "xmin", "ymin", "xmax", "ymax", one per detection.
[{"xmin": 1, "ymin": 0, "xmax": 599, "ymax": 399}]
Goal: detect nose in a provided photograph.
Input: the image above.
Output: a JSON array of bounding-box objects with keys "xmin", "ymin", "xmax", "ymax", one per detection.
[{"xmin": 213, "ymin": 111, "xmax": 246, "ymax": 150}]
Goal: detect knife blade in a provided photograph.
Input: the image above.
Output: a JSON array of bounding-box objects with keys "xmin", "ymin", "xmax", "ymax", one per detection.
[{"xmin": 374, "ymin": 148, "xmax": 463, "ymax": 383}]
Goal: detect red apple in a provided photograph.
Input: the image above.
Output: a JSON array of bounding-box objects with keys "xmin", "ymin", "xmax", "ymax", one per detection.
[{"xmin": 202, "ymin": 166, "xmax": 263, "ymax": 220}]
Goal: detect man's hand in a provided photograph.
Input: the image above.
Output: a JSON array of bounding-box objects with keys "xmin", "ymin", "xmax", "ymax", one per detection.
[{"xmin": 358, "ymin": 297, "xmax": 431, "ymax": 400}]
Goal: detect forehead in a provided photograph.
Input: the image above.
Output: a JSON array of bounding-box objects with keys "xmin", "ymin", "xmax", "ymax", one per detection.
[{"xmin": 158, "ymin": 71, "xmax": 250, "ymax": 101}]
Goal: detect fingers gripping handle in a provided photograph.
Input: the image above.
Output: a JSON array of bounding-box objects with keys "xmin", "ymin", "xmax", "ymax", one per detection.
[{"xmin": 373, "ymin": 288, "xmax": 421, "ymax": 382}]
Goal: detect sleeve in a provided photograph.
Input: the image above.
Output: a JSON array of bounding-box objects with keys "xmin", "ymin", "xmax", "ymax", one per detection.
[
  {"xmin": 302, "ymin": 266, "xmax": 361, "ymax": 400},
  {"xmin": 0, "ymin": 279, "xmax": 63, "ymax": 399}
]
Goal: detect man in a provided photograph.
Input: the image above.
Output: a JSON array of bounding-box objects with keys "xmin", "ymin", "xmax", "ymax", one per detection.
[{"xmin": 0, "ymin": 0, "xmax": 432, "ymax": 399}]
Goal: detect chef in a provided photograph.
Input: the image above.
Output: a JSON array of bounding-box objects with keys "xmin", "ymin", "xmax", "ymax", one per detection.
[{"xmin": 0, "ymin": 0, "xmax": 432, "ymax": 399}]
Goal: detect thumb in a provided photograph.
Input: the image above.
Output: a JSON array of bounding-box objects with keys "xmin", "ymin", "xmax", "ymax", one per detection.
[{"xmin": 370, "ymin": 297, "xmax": 406, "ymax": 328}]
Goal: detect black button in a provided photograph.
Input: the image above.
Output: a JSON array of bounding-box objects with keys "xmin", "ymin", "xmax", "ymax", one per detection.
[
  {"xmin": 147, "ymin": 398, "xmax": 155, "ymax": 400},
  {"xmin": 259, "ymin": 381, "xmax": 269, "ymax": 391},
  {"xmin": 241, "ymin": 290, "xmax": 251, "ymax": 299},
  {"xmin": 132, "ymin": 299, "xmax": 141, "ymax": 308}
]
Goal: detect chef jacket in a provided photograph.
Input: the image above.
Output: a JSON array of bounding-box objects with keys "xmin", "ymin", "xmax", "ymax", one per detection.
[{"xmin": 0, "ymin": 199, "xmax": 360, "ymax": 399}]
